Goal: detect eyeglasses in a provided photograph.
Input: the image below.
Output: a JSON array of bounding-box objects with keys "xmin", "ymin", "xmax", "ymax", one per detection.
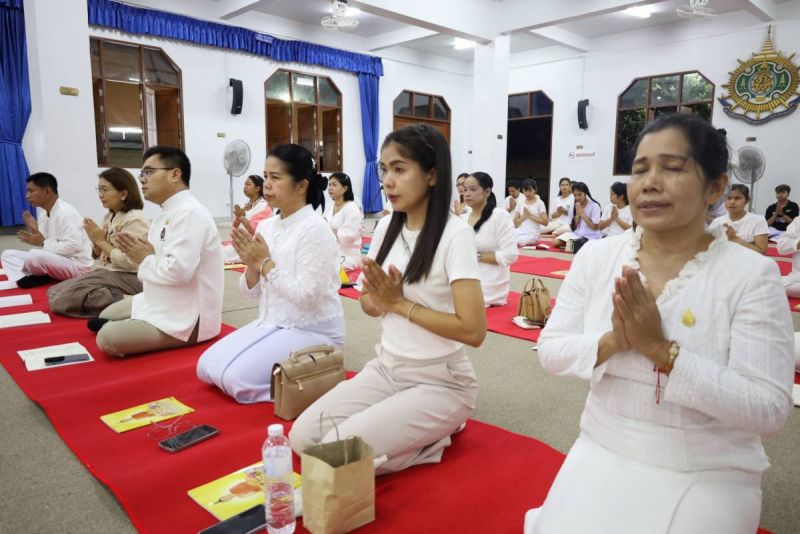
[
  {"xmin": 139, "ymin": 167, "xmax": 176, "ymax": 180},
  {"xmin": 95, "ymin": 187, "xmax": 113, "ymax": 195}
]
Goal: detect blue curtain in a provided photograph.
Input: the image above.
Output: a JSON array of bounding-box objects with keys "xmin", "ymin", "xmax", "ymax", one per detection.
[
  {"xmin": 358, "ymin": 73, "xmax": 382, "ymax": 213},
  {"xmin": 0, "ymin": 0, "xmax": 32, "ymax": 226},
  {"xmin": 87, "ymin": 0, "xmax": 383, "ymax": 76}
]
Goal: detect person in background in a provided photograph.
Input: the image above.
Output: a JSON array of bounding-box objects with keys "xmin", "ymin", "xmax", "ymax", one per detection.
[
  {"xmin": 463, "ymin": 172, "xmax": 518, "ymax": 306},
  {"xmin": 93, "ymin": 146, "xmax": 224, "ymax": 357},
  {"xmin": 290, "ymin": 124, "xmax": 485, "ymax": 475},
  {"xmin": 197, "ymin": 144, "xmax": 344, "ymax": 403},
  {"xmin": 323, "ymin": 172, "xmax": 364, "ymax": 271},
  {"xmin": 526, "ymin": 112, "xmax": 793, "ymax": 534},
  {"xmin": 221, "ymin": 175, "xmax": 272, "ymax": 263},
  {"xmin": 709, "ymin": 184, "xmax": 768, "ymax": 255},
  {"xmin": 541, "ymin": 177, "xmax": 574, "ymax": 236},
  {"xmin": 765, "ymin": 184, "xmax": 798, "ymax": 239},
  {"xmin": 1, "ymin": 173, "xmax": 92, "ymax": 288},
  {"xmin": 513, "ymin": 179, "xmax": 548, "ymax": 246},
  {"xmin": 777, "ymin": 216, "xmax": 800, "ymax": 299},
  {"xmin": 503, "ymin": 180, "xmax": 522, "ymax": 214},
  {"xmin": 48, "ymin": 168, "xmax": 149, "ymax": 317},
  {"xmin": 551, "ymin": 181, "xmax": 602, "ymax": 250},
  {"xmin": 598, "ymin": 182, "xmax": 633, "ymax": 237},
  {"xmin": 452, "ymin": 172, "xmax": 471, "ymax": 215}
]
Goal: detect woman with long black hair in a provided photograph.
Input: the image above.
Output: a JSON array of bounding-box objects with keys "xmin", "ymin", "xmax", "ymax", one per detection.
[
  {"xmin": 462, "ymin": 172, "xmax": 518, "ymax": 306},
  {"xmin": 323, "ymin": 172, "xmax": 364, "ymax": 270},
  {"xmin": 291, "ymin": 124, "xmax": 486, "ymax": 474},
  {"xmin": 552, "ymin": 181, "xmax": 602, "ymax": 249}
]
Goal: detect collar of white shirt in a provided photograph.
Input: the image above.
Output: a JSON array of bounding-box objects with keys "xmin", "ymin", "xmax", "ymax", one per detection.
[
  {"xmin": 161, "ymin": 189, "xmax": 191, "ymax": 210},
  {"xmin": 276, "ymin": 203, "xmax": 315, "ymax": 231}
]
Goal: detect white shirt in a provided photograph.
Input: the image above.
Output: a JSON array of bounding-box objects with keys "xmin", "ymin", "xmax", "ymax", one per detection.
[
  {"xmin": 538, "ymin": 227, "xmax": 794, "ymax": 473},
  {"xmin": 776, "ymin": 216, "xmax": 800, "ymax": 274},
  {"xmin": 240, "ymin": 204, "xmax": 343, "ymax": 329},
  {"xmin": 503, "ymin": 194, "xmax": 521, "ymax": 212},
  {"xmin": 38, "ymin": 199, "xmax": 93, "ymax": 269},
  {"xmin": 514, "ymin": 197, "xmax": 547, "ymax": 240},
  {"xmin": 550, "ymin": 193, "xmax": 574, "ymax": 227},
  {"xmin": 132, "ymin": 190, "xmax": 224, "ymax": 342},
  {"xmin": 244, "ymin": 197, "xmax": 266, "ymax": 220},
  {"xmin": 367, "ymin": 214, "xmax": 480, "ymax": 359},
  {"xmin": 461, "ymin": 208, "xmax": 518, "ymax": 306},
  {"xmin": 709, "ymin": 212, "xmax": 769, "ymax": 243},
  {"xmin": 600, "ymin": 204, "xmax": 633, "ymax": 237},
  {"xmin": 322, "ymin": 201, "xmax": 363, "ymax": 270}
]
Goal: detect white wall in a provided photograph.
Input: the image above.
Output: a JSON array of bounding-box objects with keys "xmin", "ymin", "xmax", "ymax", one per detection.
[{"xmin": 509, "ymin": 17, "xmax": 800, "ymax": 215}]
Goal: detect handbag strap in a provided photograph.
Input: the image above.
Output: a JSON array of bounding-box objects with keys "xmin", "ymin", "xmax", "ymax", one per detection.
[
  {"xmin": 291, "ymin": 344, "xmax": 335, "ymax": 362},
  {"xmin": 522, "ymin": 277, "xmax": 534, "ymax": 294}
]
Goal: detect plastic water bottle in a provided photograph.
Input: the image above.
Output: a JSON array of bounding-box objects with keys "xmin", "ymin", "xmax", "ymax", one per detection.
[{"xmin": 263, "ymin": 423, "xmax": 295, "ymax": 534}]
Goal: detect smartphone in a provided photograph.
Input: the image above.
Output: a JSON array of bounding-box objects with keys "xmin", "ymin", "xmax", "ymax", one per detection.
[
  {"xmin": 197, "ymin": 505, "xmax": 266, "ymax": 534},
  {"xmin": 158, "ymin": 424, "xmax": 219, "ymax": 453}
]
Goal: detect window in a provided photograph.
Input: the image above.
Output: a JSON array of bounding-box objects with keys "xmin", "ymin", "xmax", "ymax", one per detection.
[
  {"xmin": 90, "ymin": 38, "xmax": 184, "ymax": 167},
  {"xmin": 393, "ymin": 90, "xmax": 451, "ymax": 143},
  {"xmin": 265, "ymin": 70, "xmax": 342, "ymax": 173},
  {"xmin": 613, "ymin": 71, "xmax": 714, "ymax": 175}
]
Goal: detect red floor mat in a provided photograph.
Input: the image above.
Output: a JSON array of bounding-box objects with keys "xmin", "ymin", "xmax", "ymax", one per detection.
[{"xmin": 511, "ymin": 256, "xmax": 572, "ymax": 279}]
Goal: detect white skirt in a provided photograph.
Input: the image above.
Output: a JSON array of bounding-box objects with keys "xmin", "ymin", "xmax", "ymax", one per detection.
[{"xmin": 524, "ymin": 433, "xmax": 762, "ymax": 534}]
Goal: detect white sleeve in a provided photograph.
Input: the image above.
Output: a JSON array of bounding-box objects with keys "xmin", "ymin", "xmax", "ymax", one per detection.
[
  {"xmin": 336, "ymin": 204, "xmax": 363, "ymax": 247},
  {"xmin": 664, "ymin": 260, "xmax": 794, "ymax": 436},
  {"xmin": 776, "ymin": 218, "xmax": 800, "ymax": 254},
  {"xmin": 138, "ymin": 208, "xmax": 208, "ymax": 285},
  {"xmin": 493, "ymin": 210, "xmax": 518, "ymax": 267},
  {"xmin": 537, "ymin": 241, "xmax": 606, "ymax": 381},
  {"xmin": 444, "ymin": 225, "xmax": 480, "ymax": 283},
  {"xmin": 708, "ymin": 216, "xmax": 725, "ymax": 231},
  {"xmin": 753, "ymin": 215, "xmax": 769, "ymax": 236},
  {"xmin": 42, "ymin": 210, "xmax": 86, "ymax": 257},
  {"xmin": 621, "ymin": 207, "xmax": 633, "ymax": 225}
]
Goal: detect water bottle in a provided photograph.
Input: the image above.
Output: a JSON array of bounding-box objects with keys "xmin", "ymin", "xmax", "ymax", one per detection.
[{"xmin": 262, "ymin": 423, "xmax": 295, "ymax": 534}]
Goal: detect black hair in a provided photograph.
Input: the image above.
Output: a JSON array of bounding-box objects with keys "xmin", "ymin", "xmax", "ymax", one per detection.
[
  {"xmin": 456, "ymin": 172, "xmax": 469, "ymax": 203},
  {"xmin": 467, "ymin": 172, "xmax": 497, "ymax": 233},
  {"xmin": 268, "ymin": 144, "xmax": 327, "ymax": 211},
  {"xmin": 375, "ymin": 124, "xmax": 451, "ymax": 283},
  {"xmin": 570, "ymin": 181, "xmax": 601, "ymax": 230},
  {"xmin": 143, "ymin": 145, "xmax": 191, "ymax": 186},
  {"xmin": 610, "ymin": 181, "xmax": 629, "ymax": 206},
  {"xmin": 775, "ymin": 184, "xmax": 791, "ymax": 194},
  {"xmin": 521, "ymin": 179, "xmax": 537, "ymax": 192},
  {"xmin": 27, "ymin": 172, "xmax": 58, "ymax": 195},
  {"xmin": 729, "ymin": 183, "xmax": 750, "ymax": 200},
  {"xmin": 507, "ymin": 180, "xmax": 521, "ymax": 192},
  {"xmin": 246, "ymin": 174, "xmax": 264, "ymax": 196},
  {"xmin": 329, "ymin": 172, "xmax": 355, "ymax": 202},
  {"xmin": 559, "ymin": 177, "xmax": 572, "ymax": 186},
  {"xmin": 633, "ymin": 113, "xmax": 729, "ymax": 186}
]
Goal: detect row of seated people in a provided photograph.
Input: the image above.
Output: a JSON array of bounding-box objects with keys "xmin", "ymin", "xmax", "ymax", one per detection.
[{"xmin": 1, "ymin": 117, "xmax": 798, "ymax": 532}]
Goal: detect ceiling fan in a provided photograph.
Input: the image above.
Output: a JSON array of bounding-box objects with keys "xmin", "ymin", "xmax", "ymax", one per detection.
[
  {"xmin": 677, "ymin": 0, "xmax": 718, "ymax": 19},
  {"xmin": 321, "ymin": 0, "xmax": 360, "ymax": 31}
]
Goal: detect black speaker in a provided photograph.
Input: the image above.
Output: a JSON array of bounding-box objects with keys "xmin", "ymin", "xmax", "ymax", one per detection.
[
  {"xmin": 229, "ymin": 78, "xmax": 243, "ymax": 115},
  {"xmin": 577, "ymin": 99, "xmax": 589, "ymax": 129}
]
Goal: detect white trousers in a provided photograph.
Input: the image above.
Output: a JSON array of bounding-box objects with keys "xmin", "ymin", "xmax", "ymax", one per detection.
[
  {"xmin": 524, "ymin": 433, "xmax": 762, "ymax": 534},
  {"xmin": 289, "ymin": 346, "xmax": 477, "ymax": 475},
  {"xmin": 540, "ymin": 222, "xmax": 570, "ymax": 236},
  {"xmin": 784, "ymin": 270, "xmax": 800, "ymax": 298},
  {"xmin": 0, "ymin": 249, "xmax": 88, "ymax": 283}
]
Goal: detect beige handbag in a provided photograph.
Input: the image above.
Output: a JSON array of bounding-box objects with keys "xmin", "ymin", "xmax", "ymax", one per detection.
[
  {"xmin": 518, "ymin": 278, "xmax": 552, "ymax": 326},
  {"xmin": 271, "ymin": 345, "xmax": 345, "ymax": 421}
]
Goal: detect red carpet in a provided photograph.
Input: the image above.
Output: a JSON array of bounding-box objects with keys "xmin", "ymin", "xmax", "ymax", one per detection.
[
  {"xmin": 486, "ymin": 291, "xmax": 544, "ymax": 343},
  {"xmin": 767, "ymin": 246, "xmax": 791, "ymax": 259},
  {"xmin": 511, "ymin": 256, "xmax": 572, "ymax": 279}
]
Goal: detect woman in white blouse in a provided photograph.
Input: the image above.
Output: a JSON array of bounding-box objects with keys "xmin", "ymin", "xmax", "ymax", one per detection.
[
  {"xmin": 221, "ymin": 175, "xmax": 272, "ymax": 263},
  {"xmin": 196, "ymin": 144, "xmax": 344, "ymax": 403},
  {"xmin": 525, "ymin": 113, "xmax": 793, "ymax": 534},
  {"xmin": 709, "ymin": 184, "xmax": 769, "ymax": 255},
  {"xmin": 462, "ymin": 172, "xmax": 518, "ymax": 306},
  {"xmin": 513, "ymin": 179, "xmax": 548, "ymax": 246},
  {"xmin": 777, "ymin": 216, "xmax": 800, "ymax": 298},
  {"xmin": 290, "ymin": 124, "xmax": 486, "ymax": 475},
  {"xmin": 598, "ymin": 181, "xmax": 633, "ymax": 237},
  {"xmin": 323, "ymin": 172, "xmax": 364, "ymax": 271},
  {"xmin": 541, "ymin": 177, "xmax": 574, "ymax": 236}
]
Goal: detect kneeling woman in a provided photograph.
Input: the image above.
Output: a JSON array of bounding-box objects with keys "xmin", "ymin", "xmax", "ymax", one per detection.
[
  {"xmin": 196, "ymin": 144, "xmax": 344, "ymax": 403},
  {"xmin": 462, "ymin": 172, "xmax": 518, "ymax": 306},
  {"xmin": 290, "ymin": 124, "xmax": 486, "ymax": 475},
  {"xmin": 322, "ymin": 172, "xmax": 364, "ymax": 271}
]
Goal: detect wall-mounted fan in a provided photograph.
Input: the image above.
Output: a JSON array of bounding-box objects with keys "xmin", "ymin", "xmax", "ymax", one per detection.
[
  {"xmin": 677, "ymin": 0, "xmax": 718, "ymax": 19},
  {"xmin": 223, "ymin": 139, "xmax": 251, "ymax": 218},
  {"xmin": 321, "ymin": 0, "xmax": 360, "ymax": 31},
  {"xmin": 732, "ymin": 145, "xmax": 766, "ymax": 211}
]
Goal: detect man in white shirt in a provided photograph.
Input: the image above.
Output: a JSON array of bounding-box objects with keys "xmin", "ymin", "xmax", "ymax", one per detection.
[
  {"xmin": 1, "ymin": 173, "xmax": 92, "ymax": 288},
  {"xmin": 93, "ymin": 146, "xmax": 224, "ymax": 357}
]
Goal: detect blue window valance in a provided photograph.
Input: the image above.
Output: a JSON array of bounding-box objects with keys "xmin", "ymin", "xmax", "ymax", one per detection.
[{"xmin": 87, "ymin": 0, "xmax": 383, "ymax": 77}]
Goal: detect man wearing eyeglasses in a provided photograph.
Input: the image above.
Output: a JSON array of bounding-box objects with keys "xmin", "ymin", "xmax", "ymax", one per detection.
[
  {"xmin": 1, "ymin": 173, "xmax": 92, "ymax": 288},
  {"xmin": 93, "ymin": 146, "xmax": 224, "ymax": 357}
]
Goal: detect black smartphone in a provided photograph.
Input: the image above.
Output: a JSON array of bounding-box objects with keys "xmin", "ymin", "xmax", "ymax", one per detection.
[
  {"xmin": 197, "ymin": 505, "xmax": 266, "ymax": 534},
  {"xmin": 158, "ymin": 424, "xmax": 219, "ymax": 453}
]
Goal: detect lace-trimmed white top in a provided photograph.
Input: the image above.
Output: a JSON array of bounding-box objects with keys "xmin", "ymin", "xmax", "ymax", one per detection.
[
  {"xmin": 538, "ymin": 226, "xmax": 794, "ymax": 473},
  {"xmin": 240, "ymin": 204, "xmax": 343, "ymax": 328}
]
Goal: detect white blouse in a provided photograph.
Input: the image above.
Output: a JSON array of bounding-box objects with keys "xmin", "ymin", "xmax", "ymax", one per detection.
[
  {"xmin": 550, "ymin": 193, "xmax": 574, "ymax": 227},
  {"xmin": 240, "ymin": 204, "xmax": 343, "ymax": 329},
  {"xmin": 366, "ymin": 214, "xmax": 480, "ymax": 359},
  {"xmin": 600, "ymin": 204, "xmax": 633, "ymax": 237},
  {"xmin": 322, "ymin": 201, "xmax": 363, "ymax": 270},
  {"xmin": 776, "ymin": 217, "xmax": 800, "ymax": 273},
  {"xmin": 461, "ymin": 208, "xmax": 518, "ymax": 306},
  {"xmin": 709, "ymin": 212, "xmax": 769, "ymax": 243},
  {"xmin": 538, "ymin": 227, "xmax": 793, "ymax": 473},
  {"xmin": 514, "ymin": 197, "xmax": 547, "ymax": 240},
  {"xmin": 38, "ymin": 199, "xmax": 93, "ymax": 269}
]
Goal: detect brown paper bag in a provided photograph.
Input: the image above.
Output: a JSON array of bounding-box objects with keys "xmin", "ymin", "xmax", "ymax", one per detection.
[{"xmin": 301, "ymin": 422, "xmax": 375, "ymax": 534}]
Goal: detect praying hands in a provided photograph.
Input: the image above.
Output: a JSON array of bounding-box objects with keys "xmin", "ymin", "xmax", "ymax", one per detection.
[{"xmin": 115, "ymin": 231, "xmax": 155, "ymax": 264}]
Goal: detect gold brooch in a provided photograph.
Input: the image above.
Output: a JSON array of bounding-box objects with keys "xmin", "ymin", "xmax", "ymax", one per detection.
[{"xmin": 681, "ymin": 309, "xmax": 696, "ymax": 327}]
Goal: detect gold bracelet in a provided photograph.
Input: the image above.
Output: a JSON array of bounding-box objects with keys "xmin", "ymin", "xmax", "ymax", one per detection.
[
  {"xmin": 406, "ymin": 302, "xmax": 418, "ymax": 322},
  {"xmin": 662, "ymin": 341, "xmax": 680, "ymax": 374},
  {"xmin": 259, "ymin": 256, "xmax": 273, "ymax": 277}
]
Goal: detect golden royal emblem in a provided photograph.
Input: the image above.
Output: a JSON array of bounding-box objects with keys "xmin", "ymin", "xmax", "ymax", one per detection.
[{"xmin": 719, "ymin": 27, "xmax": 800, "ymax": 124}]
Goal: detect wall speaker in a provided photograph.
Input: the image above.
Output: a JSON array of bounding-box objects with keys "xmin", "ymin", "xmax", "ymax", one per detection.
[
  {"xmin": 577, "ymin": 99, "xmax": 589, "ymax": 129},
  {"xmin": 229, "ymin": 78, "xmax": 243, "ymax": 115}
]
